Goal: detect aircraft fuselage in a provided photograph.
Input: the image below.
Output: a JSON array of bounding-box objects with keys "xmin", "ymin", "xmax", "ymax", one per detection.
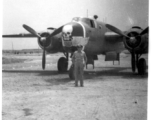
[{"xmin": 43, "ymin": 17, "xmax": 124, "ymax": 56}]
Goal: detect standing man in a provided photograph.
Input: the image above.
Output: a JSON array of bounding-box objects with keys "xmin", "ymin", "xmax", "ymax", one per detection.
[{"xmin": 72, "ymin": 45, "xmax": 87, "ymax": 87}]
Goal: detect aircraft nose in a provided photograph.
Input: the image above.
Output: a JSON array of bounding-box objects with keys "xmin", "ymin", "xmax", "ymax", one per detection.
[
  {"xmin": 62, "ymin": 25, "xmax": 73, "ymax": 41},
  {"xmin": 62, "ymin": 22, "xmax": 89, "ymax": 47}
]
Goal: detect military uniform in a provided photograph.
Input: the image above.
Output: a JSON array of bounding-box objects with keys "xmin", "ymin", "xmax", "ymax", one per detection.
[{"xmin": 72, "ymin": 47, "xmax": 87, "ymax": 87}]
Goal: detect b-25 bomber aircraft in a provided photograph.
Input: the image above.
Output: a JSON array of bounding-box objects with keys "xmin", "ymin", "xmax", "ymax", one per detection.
[{"xmin": 3, "ymin": 15, "xmax": 148, "ymax": 79}]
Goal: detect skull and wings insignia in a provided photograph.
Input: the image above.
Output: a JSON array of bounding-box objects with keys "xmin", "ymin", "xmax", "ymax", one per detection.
[{"xmin": 62, "ymin": 25, "xmax": 73, "ymax": 41}]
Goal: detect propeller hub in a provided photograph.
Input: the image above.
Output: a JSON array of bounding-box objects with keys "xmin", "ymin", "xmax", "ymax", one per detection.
[
  {"xmin": 38, "ymin": 37, "xmax": 52, "ymax": 49},
  {"xmin": 126, "ymin": 32, "xmax": 141, "ymax": 49},
  {"xmin": 130, "ymin": 37, "xmax": 136, "ymax": 44},
  {"xmin": 40, "ymin": 37, "xmax": 46, "ymax": 43}
]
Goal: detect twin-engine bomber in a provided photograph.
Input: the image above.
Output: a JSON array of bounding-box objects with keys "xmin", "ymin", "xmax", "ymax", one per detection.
[{"xmin": 3, "ymin": 15, "xmax": 148, "ymax": 79}]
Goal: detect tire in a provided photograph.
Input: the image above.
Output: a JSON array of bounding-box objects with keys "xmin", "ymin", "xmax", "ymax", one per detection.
[
  {"xmin": 57, "ymin": 57, "xmax": 68, "ymax": 72},
  {"xmin": 69, "ymin": 65, "xmax": 75, "ymax": 80},
  {"xmin": 137, "ymin": 58, "xmax": 146, "ymax": 75}
]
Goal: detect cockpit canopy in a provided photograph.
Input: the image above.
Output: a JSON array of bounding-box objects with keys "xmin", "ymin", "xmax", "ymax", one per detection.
[{"xmin": 72, "ymin": 17, "xmax": 96, "ymax": 28}]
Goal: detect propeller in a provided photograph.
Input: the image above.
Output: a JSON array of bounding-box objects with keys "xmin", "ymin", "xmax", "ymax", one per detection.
[
  {"xmin": 106, "ymin": 24, "xmax": 149, "ymax": 40},
  {"xmin": 47, "ymin": 25, "xmax": 63, "ymax": 38},
  {"xmin": 42, "ymin": 41, "xmax": 46, "ymax": 70},
  {"xmin": 140, "ymin": 27, "xmax": 149, "ymax": 35},
  {"xmin": 23, "ymin": 24, "xmax": 41, "ymax": 38},
  {"xmin": 132, "ymin": 27, "xmax": 148, "ymax": 72},
  {"xmin": 106, "ymin": 24, "xmax": 142, "ymax": 73},
  {"xmin": 23, "ymin": 24, "xmax": 63, "ymax": 70},
  {"xmin": 47, "ymin": 27, "xmax": 56, "ymax": 30},
  {"xmin": 105, "ymin": 24, "xmax": 130, "ymax": 39}
]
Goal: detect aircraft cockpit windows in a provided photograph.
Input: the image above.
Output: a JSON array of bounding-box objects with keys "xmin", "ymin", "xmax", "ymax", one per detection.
[
  {"xmin": 72, "ymin": 17, "xmax": 96, "ymax": 28},
  {"xmin": 80, "ymin": 18, "xmax": 96, "ymax": 28},
  {"xmin": 72, "ymin": 17, "xmax": 80, "ymax": 22},
  {"xmin": 90, "ymin": 20, "xmax": 95, "ymax": 28}
]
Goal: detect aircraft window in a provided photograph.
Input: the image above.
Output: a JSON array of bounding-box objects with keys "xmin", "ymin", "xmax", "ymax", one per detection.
[
  {"xmin": 90, "ymin": 20, "xmax": 95, "ymax": 28},
  {"xmin": 73, "ymin": 17, "xmax": 96, "ymax": 28},
  {"xmin": 80, "ymin": 18, "xmax": 95, "ymax": 28},
  {"xmin": 72, "ymin": 17, "xmax": 80, "ymax": 22},
  {"xmin": 80, "ymin": 18, "xmax": 90, "ymax": 26}
]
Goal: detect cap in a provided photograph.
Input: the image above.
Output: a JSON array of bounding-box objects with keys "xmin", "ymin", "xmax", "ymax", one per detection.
[{"xmin": 77, "ymin": 44, "xmax": 83, "ymax": 48}]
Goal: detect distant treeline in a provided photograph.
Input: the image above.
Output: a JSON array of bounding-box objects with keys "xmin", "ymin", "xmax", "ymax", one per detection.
[{"xmin": 3, "ymin": 49, "xmax": 42, "ymax": 54}]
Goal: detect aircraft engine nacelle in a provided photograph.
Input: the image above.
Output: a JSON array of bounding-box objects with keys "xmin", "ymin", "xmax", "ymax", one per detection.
[
  {"xmin": 123, "ymin": 26, "xmax": 148, "ymax": 54},
  {"xmin": 38, "ymin": 32, "xmax": 52, "ymax": 49},
  {"xmin": 38, "ymin": 33, "xmax": 63, "ymax": 53}
]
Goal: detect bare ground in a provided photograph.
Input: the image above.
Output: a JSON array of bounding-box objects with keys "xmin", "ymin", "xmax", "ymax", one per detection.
[{"xmin": 2, "ymin": 53, "xmax": 148, "ymax": 120}]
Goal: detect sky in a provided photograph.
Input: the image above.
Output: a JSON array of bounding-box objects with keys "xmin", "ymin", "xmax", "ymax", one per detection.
[{"xmin": 2, "ymin": 0, "xmax": 149, "ymax": 50}]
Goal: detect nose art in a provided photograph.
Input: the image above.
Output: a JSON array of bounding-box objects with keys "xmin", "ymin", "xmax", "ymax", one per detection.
[
  {"xmin": 62, "ymin": 25, "xmax": 73, "ymax": 34},
  {"xmin": 62, "ymin": 22, "xmax": 89, "ymax": 47}
]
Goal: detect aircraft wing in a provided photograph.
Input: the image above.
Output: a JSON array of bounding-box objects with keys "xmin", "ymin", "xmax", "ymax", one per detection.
[
  {"xmin": 105, "ymin": 32, "xmax": 123, "ymax": 43},
  {"xmin": 2, "ymin": 33, "xmax": 37, "ymax": 38}
]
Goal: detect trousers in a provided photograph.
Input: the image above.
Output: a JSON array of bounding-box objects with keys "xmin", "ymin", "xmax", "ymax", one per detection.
[{"xmin": 74, "ymin": 62, "xmax": 84, "ymax": 86}]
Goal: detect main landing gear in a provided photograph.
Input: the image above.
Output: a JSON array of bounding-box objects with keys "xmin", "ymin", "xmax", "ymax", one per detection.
[
  {"xmin": 57, "ymin": 53, "xmax": 68, "ymax": 72},
  {"xmin": 58, "ymin": 57, "xmax": 68, "ymax": 72},
  {"xmin": 131, "ymin": 53, "xmax": 147, "ymax": 75},
  {"xmin": 57, "ymin": 52, "xmax": 75, "ymax": 80},
  {"xmin": 69, "ymin": 65, "xmax": 75, "ymax": 80}
]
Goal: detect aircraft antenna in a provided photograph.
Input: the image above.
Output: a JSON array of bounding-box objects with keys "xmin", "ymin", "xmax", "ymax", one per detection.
[{"xmin": 87, "ymin": 9, "xmax": 88, "ymax": 17}]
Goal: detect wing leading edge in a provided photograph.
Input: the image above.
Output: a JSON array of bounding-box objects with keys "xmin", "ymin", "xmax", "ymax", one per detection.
[
  {"xmin": 105, "ymin": 32, "xmax": 123, "ymax": 43},
  {"xmin": 2, "ymin": 33, "xmax": 36, "ymax": 38}
]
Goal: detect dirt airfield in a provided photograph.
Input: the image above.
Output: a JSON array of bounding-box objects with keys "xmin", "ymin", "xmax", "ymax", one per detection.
[{"xmin": 2, "ymin": 53, "xmax": 148, "ymax": 120}]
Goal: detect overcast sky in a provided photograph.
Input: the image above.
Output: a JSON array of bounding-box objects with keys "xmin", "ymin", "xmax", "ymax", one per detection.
[{"xmin": 2, "ymin": 0, "xmax": 149, "ymax": 50}]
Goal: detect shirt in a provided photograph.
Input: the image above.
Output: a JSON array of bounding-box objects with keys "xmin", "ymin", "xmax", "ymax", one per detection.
[{"xmin": 72, "ymin": 51, "xmax": 87, "ymax": 64}]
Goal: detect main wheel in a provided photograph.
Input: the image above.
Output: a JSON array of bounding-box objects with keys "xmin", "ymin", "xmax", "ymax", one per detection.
[
  {"xmin": 137, "ymin": 58, "xmax": 146, "ymax": 75},
  {"xmin": 69, "ymin": 65, "xmax": 75, "ymax": 80},
  {"xmin": 57, "ymin": 57, "xmax": 68, "ymax": 72}
]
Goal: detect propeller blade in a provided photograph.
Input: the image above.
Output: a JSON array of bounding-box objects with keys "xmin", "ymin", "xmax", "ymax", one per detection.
[
  {"xmin": 23, "ymin": 24, "xmax": 64, "ymax": 70},
  {"xmin": 140, "ymin": 27, "xmax": 149, "ymax": 35},
  {"xmin": 47, "ymin": 26, "xmax": 63, "ymax": 38},
  {"xmin": 41, "ymin": 26, "xmax": 63, "ymax": 69},
  {"xmin": 23, "ymin": 24, "xmax": 41, "ymax": 38},
  {"xmin": 106, "ymin": 24, "xmax": 130, "ymax": 39},
  {"xmin": 42, "ymin": 47, "xmax": 46, "ymax": 70},
  {"xmin": 47, "ymin": 27, "xmax": 56, "ymax": 30}
]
